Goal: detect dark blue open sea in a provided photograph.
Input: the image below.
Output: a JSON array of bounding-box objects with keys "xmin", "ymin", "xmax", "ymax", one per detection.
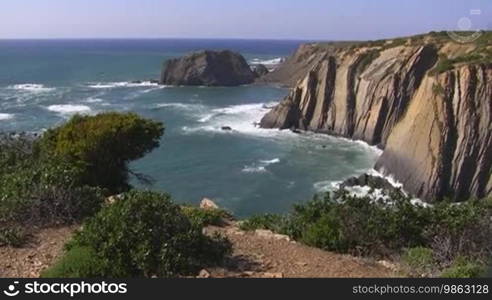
[{"xmin": 0, "ymin": 39, "xmax": 380, "ymax": 217}]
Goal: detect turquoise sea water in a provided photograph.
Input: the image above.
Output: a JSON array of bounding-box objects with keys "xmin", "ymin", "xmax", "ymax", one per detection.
[{"xmin": 0, "ymin": 39, "xmax": 380, "ymax": 217}]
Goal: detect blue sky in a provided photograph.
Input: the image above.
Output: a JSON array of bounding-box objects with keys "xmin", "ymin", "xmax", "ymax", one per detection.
[{"xmin": 1, "ymin": 0, "xmax": 491, "ymax": 40}]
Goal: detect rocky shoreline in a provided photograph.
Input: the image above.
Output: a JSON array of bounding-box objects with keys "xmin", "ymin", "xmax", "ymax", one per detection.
[{"xmin": 259, "ymin": 34, "xmax": 492, "ymax": 202}]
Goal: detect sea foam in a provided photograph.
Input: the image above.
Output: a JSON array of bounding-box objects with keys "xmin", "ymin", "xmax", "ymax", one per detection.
[
  {"xmin": 0, "ymin": 113, "xmax": 14, "ymax": 121},
  {"xmin": 184, "ymin": 102, "xmax": 293, "ymax": 138},
  {"xmin": 8, "ymin": 84, "xmax": 55, "ymax": 93},
  {"xmin": 249, "ymin": 57, "xmax": 284, "ymax": 65},
  {"xmin": 47, "ymin": 104, "xmax": 92, "ymax": 115},
  {"xmin": 88, "ymin": 81, "xmax": 161, "ymax": 89},
  {"xmin": 242, "ymin": 158, "xmax": 281, "ymax": 173}
]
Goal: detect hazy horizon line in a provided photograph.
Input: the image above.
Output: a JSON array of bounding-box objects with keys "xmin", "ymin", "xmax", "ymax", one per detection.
[{"xmin": 2, "ymin": 29, "xmax": 489, "ymax": 42}]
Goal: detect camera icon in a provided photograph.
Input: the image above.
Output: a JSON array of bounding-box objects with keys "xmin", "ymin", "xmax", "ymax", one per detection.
[{"xmin": 3, "ymin": 281, "xmax": 20, "ymax": 297}]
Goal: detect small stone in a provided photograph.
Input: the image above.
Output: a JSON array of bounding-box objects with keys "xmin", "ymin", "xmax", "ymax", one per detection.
[
  {"xmin": 255, "ymin": 229, "xmax": 274, "ymax": 238},
  {"xmin": 378, "ymin": 260, "xmax": 398, "ymax": 271},
  {"xmin": 262, "ymin": 272, "xmax": 284, "ymax": 278},
  {"xmin": 105, "ymin": 194, "xmax": 123, "ymax": 205},
  {"xmin": 255, "ymin": 229, "xmax": 290, "ymax": 242},
  {"xmin": 200, "ymin": 198, "xmax": 219, "ymax": 210},
  {"xmin": 272, "ymin": 233, "xmax": 291, "ymax": 242},
  {"xmin": 197, "ymin": 269, "xmax": 211, "ymax": 278}
]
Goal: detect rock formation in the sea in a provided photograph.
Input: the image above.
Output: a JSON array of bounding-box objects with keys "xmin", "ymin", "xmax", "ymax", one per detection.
[
  {"xmin": 261, "ymin": 34, "xmax": 492, "ymax": 201},
  {"xmin": 252, "ymin": 64, "xmax": 269, "ymax": 77},
  {"xmin": 340, "ymin": 174, "xmax": 406, "ymax": 198},
  {"xmin": 160, "ymin": 50, "xmax": 256, "ymax": 86}
]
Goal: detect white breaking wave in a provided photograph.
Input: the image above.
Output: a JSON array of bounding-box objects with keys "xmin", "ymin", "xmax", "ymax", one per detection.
[
  {"xmin": 366, "ymin": 168, "xmax": 429, "ymax": 206},
  {"xmin": 343, "ymin": 186, "xmax": 390, "ymax": 201},
  {"xmin": 242, "ymin": 165, "xmax": 267, "ymax": 173},
  {"xmin": 313, "ymin": 180, "xmax": 342, "ymax": 193},
  {"xmin": 8, "ymin": 84, "xmax": 55, "ymax": 93},
  {"xmin": 367, "ymin": 168, "xmax": 404, "ymax": 189},
  {"xmin": 259, "ymin": 158, "xmax": 280, "ymax": 165},
  {"xmin": 156, "ymin": 103, "xmax": 197, "ymax": 110},
  {"xmin": 333, "ymin": 136, "xmax": 383, "ymax": 156},
  {"xmin": 47, "ymin": 104, "xmax": 92, "ymax": 115},
  {"xmin": 88, "ymin": 81, "xmax": 161, "ymax": 89},
  {"xmin": 313, "ymin": 168, "xmax": 404, "ymax": 195},
  {"xmin": 184, "ymin": 102, "xmax": 294, "ymax": 138},
  {"xmin": 85, "ymin": 97, "xmax": 104, "ymax": 103},
  {"xmin": 249, "ymin": 57, "xmax": 284, "ymax": 65},
  {"xmin": 0, "ymin": 113, "xmax": 14, "ymax": 120},
  {"xmin": 242, "ymin": 158, "xmax": 281, "ymax": 173},
  {"xmin": 313, "ymin": 169, "xmax": 429, "ymax": 206}
]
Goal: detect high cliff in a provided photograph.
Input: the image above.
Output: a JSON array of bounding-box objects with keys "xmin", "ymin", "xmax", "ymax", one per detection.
[{"xmin": 261, "ymin": 33, "xmax": 492, "ymax": 201}]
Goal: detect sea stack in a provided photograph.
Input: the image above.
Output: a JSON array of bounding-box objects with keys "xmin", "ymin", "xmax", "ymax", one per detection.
[{"xmin": 160, "ymin": 50, "xmax": 256, "ymax": 86}]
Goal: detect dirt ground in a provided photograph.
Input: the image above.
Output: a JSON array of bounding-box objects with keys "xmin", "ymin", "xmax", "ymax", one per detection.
[
  {"xmin": 203, "ymin": 224, "xmax": 395, "ymax": 278},
  {"xmin": 0, "ymin": 226, "xmax": 77, "ymax": 278},
  {"xmin": 0, "ymin": 222, "xmax": 395, "ymax": 278}
]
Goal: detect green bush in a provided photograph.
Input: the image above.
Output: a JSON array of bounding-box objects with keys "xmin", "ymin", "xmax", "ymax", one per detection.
[
  {"xmin": 39, "ymin": 112, "xmax": 164, "ymax": 193},
  {"xmin": 60, "ymin": 191, "xmax": 231, "ymax": 278},
  {"xmin": 441, "ymin": 257, "xmax": 486, "ymax": 278},
  {"xmin": 293, "ymin": 193, "xmax": 433, "ymax": 255},
  {"xmin": 0, "ymin": 227, "xmax": 26, "ymax": 247},
  {"xmin": 0, "ymin": 113, "xmax": 164, "ymax": 244},
  {"xmin": 431, "ymin": 56, "xmax": 454, "ymax": 74},
  {"xmin": 41, "ymin": 246, "xmax": 104, "ymax": 278},
  {"xmin": 181, "ymin": 206, "xmax": 230, "ymax": 227},
  {"xmin": 431, "ymin": 52, "xmax": 489, "ymax": 75},
  {"xmin": 241, "ymin": 190, "xmax": 491, "ymax": 261},
  {"xmin": 239, "ymin": 213, "xmax": 288, "ymax": 232},
  {"xmin": 0, "ymin": 135, "xmax": 105, "ymax": 228},
  {"xmin": 0, "ymin": 157, "xmax": 104, "ymax": 226},
  {"xmin": 426, "ymin": 200, "xmax": 492, "ymax": 264},
  {"xmin": 402, "ymin": 247, "xmax": 436, "ymax": 275}
]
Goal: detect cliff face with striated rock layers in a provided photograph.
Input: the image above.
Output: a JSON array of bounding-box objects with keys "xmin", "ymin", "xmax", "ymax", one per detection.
[{"xmin": 261, "ymin": 34, "xmax": 492, "ymax": 201}]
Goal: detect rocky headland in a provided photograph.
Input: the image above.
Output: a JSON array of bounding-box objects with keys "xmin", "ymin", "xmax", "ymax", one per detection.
[{"xmin": 261, "ymin": 32, "xmax": 492, "ymax": 201}]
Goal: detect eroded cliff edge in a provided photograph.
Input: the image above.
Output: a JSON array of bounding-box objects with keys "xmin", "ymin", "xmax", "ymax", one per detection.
[{"xmin": 261, "ymin": 34, "xmax": 492, "ymax": 201}]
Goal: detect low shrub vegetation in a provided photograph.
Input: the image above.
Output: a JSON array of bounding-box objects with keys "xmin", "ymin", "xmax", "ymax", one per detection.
[
  {"xmin": 440, "ymin": 257, "xmax": 486, "ymax": 278},
  {"xmin": 41, "ymin": 246, "xmax": 104, "ymax": 278},
  {"xmin": 44, "ymin": 191, "xmax": 231, "ymax": 278},
  {"xmin": 241, "ymin": 190, "xmax": 492, "ymax": 277},
  {"xmin": 181, "ymin": 206, "xmax": 231, "ymax": 227},
  {"xmin": 0, "ymin": 227, "xmax": 26, "ymax": 247},
  {"xmin": 39, "ymin": 112, "xmax": 164, "ymax": 194},
  {"xmin": 0, "ymin": 113, "xmax": 164, "ymax": 247},
  {"xmin": 402, "ymin": 247, "xmax": 436, "ymax": 276}
]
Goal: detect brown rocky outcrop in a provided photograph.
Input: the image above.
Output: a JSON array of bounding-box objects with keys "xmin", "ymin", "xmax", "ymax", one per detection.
[
  {"xmin": 261, "ymin": 39, "xmax": 492, "ymax": 201},
  {"xmin": 252, "ymin": 64, "xmax": 269, "ymax": 77},
  {"xmin": 377, "ymin": 64, "xmax": 492, "ymax": 200},
  {"xmin": 258, "ymin": 43, "xmax": 340, "ymax": 86},
  {"xmin": 160, "ymin": 50, "xmax": 256, "ymax": 86}
]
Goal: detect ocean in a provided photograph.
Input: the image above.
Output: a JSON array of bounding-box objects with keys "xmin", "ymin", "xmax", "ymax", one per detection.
[{"xmin": 0, "ymin": 39, "xmax": 380, "ymax": 217}]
